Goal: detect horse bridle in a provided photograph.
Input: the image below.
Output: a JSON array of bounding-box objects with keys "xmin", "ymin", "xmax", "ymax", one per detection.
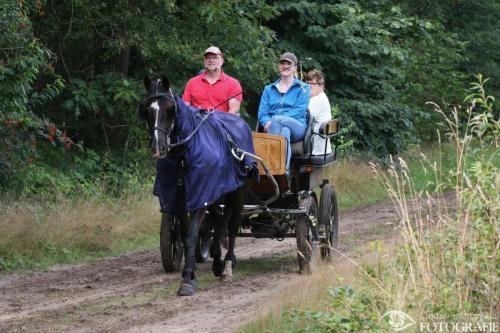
[
  {"xmin": 141, "ymin": 86, "xmax": 216, "ymax": 155},
  {"xmin": 139, "ymin": 86, "xmax": 177, "ymax": 153},
  {"xmin": 141, "ymin": 81, "xmax": 243, "ymax": 156}
]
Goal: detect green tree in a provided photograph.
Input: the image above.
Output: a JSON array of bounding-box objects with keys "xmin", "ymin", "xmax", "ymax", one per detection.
[
  {"xmin": 397, "ymin": 0, "xmax": 499, "ymax": 140},
  {"xmin": 0, "ymin": 1, "xmax": 64, "ymax": 190},
  {"xmin": 268, "ymin": 0, "xmax": 432, "ymax": 155},
  {"xmin": 28, "ymin": 0, "xmax": 276, "ymax": 152},
  {"xmin": 399, "ymin": 0, "xmax": 500, "ymax": 97}
]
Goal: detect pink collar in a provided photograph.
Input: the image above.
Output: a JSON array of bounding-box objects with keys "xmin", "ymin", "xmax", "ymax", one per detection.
[{"xmin": 202, "ymin": 70, "xmax": 226, "ymax": 83}]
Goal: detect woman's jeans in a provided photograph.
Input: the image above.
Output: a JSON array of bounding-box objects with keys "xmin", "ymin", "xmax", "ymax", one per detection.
[{"xmin": 268, "ymin": 115, "xmax": 306, "ymax": 174}]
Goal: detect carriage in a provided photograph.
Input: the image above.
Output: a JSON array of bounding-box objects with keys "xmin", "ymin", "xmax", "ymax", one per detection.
[{"xmin": 158, "ymin": 111, "xmax": 341, "ymax": 274}]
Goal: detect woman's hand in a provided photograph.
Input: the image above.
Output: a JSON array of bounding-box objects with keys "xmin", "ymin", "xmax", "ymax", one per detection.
[{"xmin": 264, "ymin": 121, "xmax": 271, "ymax": 132}]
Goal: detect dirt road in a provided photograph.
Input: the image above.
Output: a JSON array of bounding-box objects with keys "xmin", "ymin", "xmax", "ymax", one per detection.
[{"xmin": 0, "ymin": 200, "xmax": 402, "ymax": 333}]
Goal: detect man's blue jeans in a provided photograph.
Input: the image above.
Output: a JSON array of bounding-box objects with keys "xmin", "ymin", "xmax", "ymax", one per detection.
[{"xmin": 268, "ymin": 115, "xmax": 306, "ymax": 173}]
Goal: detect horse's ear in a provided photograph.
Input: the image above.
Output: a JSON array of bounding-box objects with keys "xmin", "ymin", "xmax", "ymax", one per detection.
[
  {"xmin": 160, "ymin": 75, "xmax": 170, "ymax": 90},
  {"xmin": 144, "ymin": 76, "xmax": 152, "ymax": 91}
]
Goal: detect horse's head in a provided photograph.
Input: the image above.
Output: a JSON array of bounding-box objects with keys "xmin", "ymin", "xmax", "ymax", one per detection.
[{"xmin": 137, "ymin": 75, "xmax": 177, "ymax": 158}]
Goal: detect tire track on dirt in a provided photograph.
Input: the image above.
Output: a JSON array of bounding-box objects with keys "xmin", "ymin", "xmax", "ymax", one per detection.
[{"xmin": 0, "ymin": 200, "xmax": 407, "ymax": 333}]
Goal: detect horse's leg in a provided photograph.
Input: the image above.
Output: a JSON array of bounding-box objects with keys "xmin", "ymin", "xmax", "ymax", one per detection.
[
  {"xmin": 222, "ymin": 186, "xmax": 245, "ymax": 281},
  {"xmin": 208, "ymin": 204, "xmax": 225, "ymax": 277},
  {"xmin": 178, "ymin": 208, "xmax": 205, "ymax": 296}
]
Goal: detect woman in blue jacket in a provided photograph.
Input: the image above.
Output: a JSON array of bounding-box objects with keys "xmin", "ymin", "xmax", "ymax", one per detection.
[{"xmin": 258, "ymin": 52, "xmax": 311, "ymax": 175}]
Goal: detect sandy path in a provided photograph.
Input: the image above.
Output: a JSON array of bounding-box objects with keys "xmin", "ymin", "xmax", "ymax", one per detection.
[{"xmin": 0, "ymin": 200, "xmax": 404, "ymax": 333}]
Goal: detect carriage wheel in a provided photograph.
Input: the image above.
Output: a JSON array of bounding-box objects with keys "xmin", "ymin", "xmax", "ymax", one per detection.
[
  {"xmin": 196, "ymin": 206, "xmax": 219, "ymax": 263},
  {"xmin": 319, "ymin": 183, "xmax": 339, "ymax": 260},
  {"xmin": 160, "ymin": 213, "xmax": 184, "ymax": 273},
  {"xmin": 195, "ymin": 231, "xmax": 212, "ymax": 263},
  {"xmin": 296, "ymin": 196, "xmax": 319, "ymax": 274}
]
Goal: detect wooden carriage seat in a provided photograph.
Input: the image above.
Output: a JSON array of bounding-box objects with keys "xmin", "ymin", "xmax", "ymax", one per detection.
[
  {"xmin": 250, "ymin": 132, "xmax": 288, "ymax": 194},
  {"xmin": 251, "ymin": 132, "xmax": 286, "ymax": 175},
  {"xmin": 253, "ymin": 114, "xmax": 340, "ymax": 170}
]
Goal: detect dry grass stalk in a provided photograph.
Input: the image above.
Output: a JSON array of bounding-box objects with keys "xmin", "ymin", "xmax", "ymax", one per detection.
[{"xmin": 0, "ymin": 191, "xmax": 160, "ymax": 259}]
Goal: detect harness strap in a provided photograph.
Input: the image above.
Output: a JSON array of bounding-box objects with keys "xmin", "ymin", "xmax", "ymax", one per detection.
[
  {"xmin": 220, "ymin": 123, "xmax": 238, "ymax": 150},
  {"xmin": 174, "ymin": 157, "xmax": 187, "ymax": 213},
  {"xmin": 177, "ymin": 158, "xmax": 186, "ymax": 186},
  {"xmin": 167, "ymin": 109, "xmax": 213, "ymax": 151},
  {"xmin": 220, "ymin": 122, "xmax": 247, "ymax": 162}
]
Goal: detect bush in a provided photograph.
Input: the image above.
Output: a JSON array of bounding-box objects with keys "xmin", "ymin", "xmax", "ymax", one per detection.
[
  {"xmin": 0, "ymin": 1, "xmax": 65, "ymax": 190},
  {"xmin": 285, "ymin": 286, "xmax": 387, "ymax": 332}
]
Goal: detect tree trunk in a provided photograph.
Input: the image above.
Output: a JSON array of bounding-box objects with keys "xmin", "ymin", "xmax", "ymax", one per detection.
[{"xmin": 115, "ymin": 45, "xmax": 131, "ymax": 76}]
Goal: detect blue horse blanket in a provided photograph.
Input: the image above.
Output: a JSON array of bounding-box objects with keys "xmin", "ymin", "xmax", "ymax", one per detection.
[{"xmin": 153, "ymin": 96, "xmax": 257, "ymax": 215}]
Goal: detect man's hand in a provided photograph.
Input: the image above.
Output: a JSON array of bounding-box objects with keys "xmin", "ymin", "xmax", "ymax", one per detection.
[
  {"xmin": 264, "ymin": 121, "xmax": 271, "ymax": 132},
  {"xmin": 228, "ymin": 98, "xmax": 241, "ymax": 115}
]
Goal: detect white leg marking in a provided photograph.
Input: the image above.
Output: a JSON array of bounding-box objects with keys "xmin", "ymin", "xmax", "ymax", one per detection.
[{"xmin": 221, "ymin": 260, "xmax": 233, "ymax": 281}]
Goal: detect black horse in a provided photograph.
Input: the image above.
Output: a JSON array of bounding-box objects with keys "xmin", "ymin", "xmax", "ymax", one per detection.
[{"xmin": 137, "ymin": 75, "xmax": 256, "ymax": 296}]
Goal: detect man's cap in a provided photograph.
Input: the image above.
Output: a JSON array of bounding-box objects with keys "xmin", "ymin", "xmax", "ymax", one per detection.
[
  {"xmin": 204, "ymin": 46, "xmax": 222, "ymax": 56},
  {"xmin": 280, "ymin": 52, "xmax": 297, "ymax": 64}
]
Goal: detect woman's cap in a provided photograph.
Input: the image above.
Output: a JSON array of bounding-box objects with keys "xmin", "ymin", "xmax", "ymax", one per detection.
[
  {"xmin": 204, "ymin": 46, "xmax": 222, "ymax": 55},
  {"xmin": 280, "ymin": 52, "xmax": 297, "ymax": 64}
]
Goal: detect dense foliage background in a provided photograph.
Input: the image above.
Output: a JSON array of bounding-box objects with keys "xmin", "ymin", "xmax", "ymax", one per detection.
[{"xmin": 1, "ymin": 0, "xmax": 498, "ymax": 195}]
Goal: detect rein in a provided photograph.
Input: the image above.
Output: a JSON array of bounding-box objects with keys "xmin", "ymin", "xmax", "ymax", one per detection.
[
  {"xmin": 151, "ymin": 90, "xmax": 243, "ymax": 153},
  {"xmin": 164, "ymin": 108, "xmax": 214, "ymax": 151},
  {"xmin": 207, "ymin": 91, "xmax": 242, "ymax": 112}
]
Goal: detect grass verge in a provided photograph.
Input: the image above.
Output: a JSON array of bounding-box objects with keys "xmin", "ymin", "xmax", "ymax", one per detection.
[
  {"xmin": 237, "ymin": 241, "xmax": 396, "ymax": 333},
  {"xmin": 329, "ymin": 142, "xmax": 457, "ymax": 210},
  {"xmin": 0, "ymin": 188, "xmax": 160, "ymax": 272}
]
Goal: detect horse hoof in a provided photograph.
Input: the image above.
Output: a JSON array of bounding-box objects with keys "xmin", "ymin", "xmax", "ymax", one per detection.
[
  {"xmin": 177, "ymin": 280, "xmax": 196, "ymax": 296},
  {"xmin": 212, "ymin": 259, "xmax": 224, "ymax": 277},
  {"xmin": 221, "ymin": 260, "xmax": 233, "ymax": 281}
]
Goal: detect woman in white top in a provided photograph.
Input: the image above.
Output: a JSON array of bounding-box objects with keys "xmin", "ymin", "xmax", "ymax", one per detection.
[{"xmin": 305, "ymin": 69, "xmax": 332, "ymax": 155}]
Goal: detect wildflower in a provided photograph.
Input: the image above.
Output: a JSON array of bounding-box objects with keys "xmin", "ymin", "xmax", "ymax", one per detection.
[{"xmin": 47, "ymin": 134, "xmax": 54, "ymax": 142}]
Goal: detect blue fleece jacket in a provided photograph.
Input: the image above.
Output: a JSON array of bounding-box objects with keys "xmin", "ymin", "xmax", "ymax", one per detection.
[{"xmin": 258, "ymin": 78, "xmax": 310, "ymax": 127}]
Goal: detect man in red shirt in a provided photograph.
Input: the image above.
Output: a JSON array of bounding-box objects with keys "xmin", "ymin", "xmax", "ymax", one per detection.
[{"xmin": 182, "ymin": 46, "xmax": 243, "ymax": 115}]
